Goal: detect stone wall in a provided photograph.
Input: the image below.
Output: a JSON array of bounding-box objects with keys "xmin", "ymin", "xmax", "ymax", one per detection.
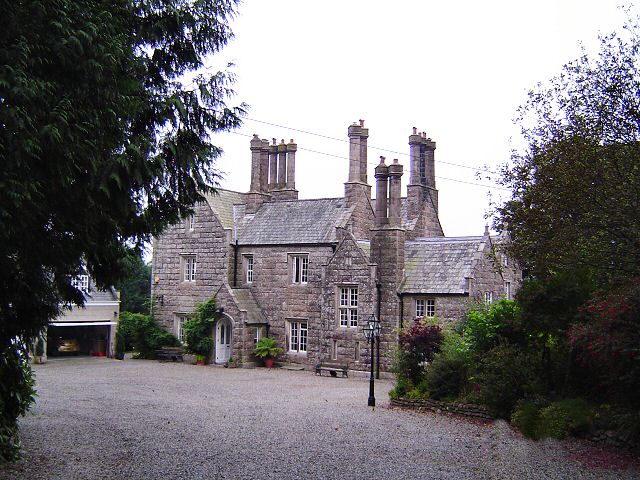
[
  {"xmin": 400, "ymin": 294, "xmax": 470, "ymax": 327},
  {"xmin": 151, "ymin": 201, "xmax": 231, "ymax": 334},
  {"xmin": 236, "ymin": 243, "xmax": 335, "ymax": 368},
  {"xmin": 321, "ymin": 233, "xmax": 377, "ymax": 369},
  {"xmin": 390, "ymin": 398, "xmax": 494, "ymax": 420}
]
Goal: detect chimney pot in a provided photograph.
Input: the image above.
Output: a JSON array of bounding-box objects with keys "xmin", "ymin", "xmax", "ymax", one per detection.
[
  {"xmin": 393, "ymin": 158, "xmax": 399, "ymax": 164},
  {"xmin": 290, "ymin": 139, "xmax": 294, "ymax": 143},
  {"xmin": 379, "ymin": 156, "xmax": 386, "ymax": 164},
  {"xmin": 359, "ymin": 119, "xmax": 365, "ymax": 127},
  {"xmin": 412, "ymin": 127, "xmax": 417, "ymax": 135},
  {"xmin": 272, "ymin": 138, "xmax": 277, "ymax": 145},
  {"xmin": 281, "ymin": 139, "xmax": 285, "ymax": 144}
]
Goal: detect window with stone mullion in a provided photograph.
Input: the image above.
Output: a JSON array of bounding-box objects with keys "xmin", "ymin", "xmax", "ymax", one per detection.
[{"xmin": 339, "ymin": 287, "xmax": 358, "ymax": 327}]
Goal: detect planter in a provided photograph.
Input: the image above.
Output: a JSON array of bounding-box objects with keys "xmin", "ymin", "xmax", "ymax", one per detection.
[
  {"xmin": 183, "ymin": 353, "xmax": 196, "ymax": 365},
  {"xmin": 264, "ymin": 358, "xmax": 274, "ymax": 368},
  {"xmin": 196, "ymin": 359, "xmax": 205, "ymax": 366}
]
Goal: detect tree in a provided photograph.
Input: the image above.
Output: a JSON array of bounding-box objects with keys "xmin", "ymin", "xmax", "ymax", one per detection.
[
  {"xmin": 495, "ymin": 12, "xmax": 640, "ymax": 285},
  {"xmin": 0, "ymin": 0, "xmax": 244, "ymax": 460},
  {"xmin": 115, "ymin": 252, "xmax": 152, "ymax": 314}
]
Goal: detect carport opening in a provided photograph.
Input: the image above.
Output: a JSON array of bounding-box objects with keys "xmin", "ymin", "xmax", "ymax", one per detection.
[{"xmin": 47, "ymin": 325, "xmax": 111, "ymax": 357}]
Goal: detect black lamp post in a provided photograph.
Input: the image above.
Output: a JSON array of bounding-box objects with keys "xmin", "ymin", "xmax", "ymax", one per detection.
[{"xmin": 363, "ymin": 314, "xmax": 381, "ymax": 407}]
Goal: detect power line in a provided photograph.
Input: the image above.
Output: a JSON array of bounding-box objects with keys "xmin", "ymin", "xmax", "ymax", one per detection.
[
  {"xmin": 227, "ymin": 131, "xmax": 509, "ymax": 191},
  {"xmin": 244, "ymin": 116, "xmax": 498, "ymax": 175}
]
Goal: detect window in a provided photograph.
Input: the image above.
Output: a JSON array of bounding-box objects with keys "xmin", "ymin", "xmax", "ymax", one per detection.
[
  {"xmin": 175, "ymin": 314, "xmax": 189, "ymax": 343},
  {"xmin": 416, "ymin": 299, "xmax": 425, "ymax": 318},
  {"xmin": 339, "ymin": 286, "xmax": 358, "ymax": 327},
  {"xmin": 505, "ymin": 281, "xmax": 511, "ymax": 300},
  {"xmin": 426, "ymin": 299, "xmax": 435, "ymax": 317},
  {"xmin": 245, "ymin": 255, "xmax": 254, "ymax": 284},
  {"xmin": 182, "ymin": 255, "xmax": 196, "ymax": 282},
  {"xmin": 485, "ymin": 291, "xmax": 493, "ymax": 304},
  {"xmin": 254, "ymin": 326, "xmax": 264, "ymax": 344},
  {"xmin": 72, "ymin": 275, "xmax": 89, "ymax": 292},
  {"xmin": 503, "ymin": 255, "xmax": 508, "ymax": 267},
  {"xmin": 188, "ymin": 214, "xmax": 195, "ymax": 231},
  {"xmin": 291, "ymin": 254, "xmax": 309, "ymax": 284},
  {"xmin": 289, "ymin": 321, "xmax": 308, "ymax": 353}
]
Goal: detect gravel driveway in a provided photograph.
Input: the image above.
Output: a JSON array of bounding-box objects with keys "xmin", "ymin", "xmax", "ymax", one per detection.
[{"xmin": 2, "ymin": 357, "xmax": 637, "ymax": 479}]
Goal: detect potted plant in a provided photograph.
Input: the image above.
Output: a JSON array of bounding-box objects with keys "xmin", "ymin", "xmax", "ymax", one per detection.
[
  {"xmin": 254, "ymin": 337, "xmax": 284, "ymax": 368},
  {"xmin": 194, "ymin": 354, "xmax": 207, "ymax": 365},
  {"xmin": 225, "ymin": 357, "xmax": 238, "ymax": 368}
]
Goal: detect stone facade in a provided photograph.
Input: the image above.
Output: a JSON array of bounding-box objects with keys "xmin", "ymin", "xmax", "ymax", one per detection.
[{"xmin": 151, "ymin": 121, "xmax": 521, "ymax": 371}]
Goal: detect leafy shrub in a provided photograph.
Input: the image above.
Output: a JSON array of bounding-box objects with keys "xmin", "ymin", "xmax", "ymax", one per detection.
[
  {"xmin": 114, "ymin": 330, "xmax": 125, "ymax": 360},
  {"xmin": 537, "ymin": 398, "xmax": 593, "ymax": 439},
  {"xmin": 0, "ymin": 341, "xmax": 36, "ymax": 462},
  {"xmin": 182, "ymin": 297, "xmax": 220, "ymax": 358},
  {"xmin": 117, "ymin": 311, "xmax": 179, "ymax": 359},
  {"xmin": 511, "ymin": 401, "xmax": 544, "ymax": 440},
  {"xmin": 396, "ymin": 320, "xmax": 443, "ymax": 384},
  {"xmin": 475, "ymin": 344, "xmax": 539, "ymax": 418},
  {"xmin": 389, "ymin": 375, "xmax": 411, "ymax": 399},
  {"xmin": 463, "ymin": 300, "xmax": 521, "ymax": 354},
  {"xmin": 425, "ymin": 354, "xmax": 468, "ymax": 401}
]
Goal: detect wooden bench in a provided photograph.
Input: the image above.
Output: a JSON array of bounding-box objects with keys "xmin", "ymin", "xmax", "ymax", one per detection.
[
  {"xmin": 156, "ymin": 346, "xmax": 183, "ymax": 362},
  {"xmin": 315, "ymin": 362, "xmax": 349, "ymax": 378}
]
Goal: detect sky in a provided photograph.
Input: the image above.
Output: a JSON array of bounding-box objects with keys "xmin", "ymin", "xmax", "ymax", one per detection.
[{"xmin": 206, "ymin": 0, "xmax": 629, "ymax": 237}]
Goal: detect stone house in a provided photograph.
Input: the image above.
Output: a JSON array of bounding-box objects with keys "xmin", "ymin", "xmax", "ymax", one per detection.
[{"xmin": 151, "ymin": 122, "xmax": 520, "ymax": 371}]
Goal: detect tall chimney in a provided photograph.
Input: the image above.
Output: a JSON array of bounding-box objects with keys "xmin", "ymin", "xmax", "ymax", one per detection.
[
  {"xmin": 277, "ymin": 140, "xmax": 287, "ymax": 188},
  {"xmin": 359, "ymin": 119, "xmax": 368, "ymax": 183},
  {"xmin": 375, "ymin": 157, "xmax": 389, "ymax": 226},
  {"xmin": 268, "ymin": 139, "xmax": 278, "ymax": 190},
  {"xmin": 347, "ymin": 122, "xmax": 361, "ymax": 182},
  {"xmin": 409, "ymin": 127, "xmax": 422, "ymax": 186},
  {"xmin": 388, "ymin": 159, "xmax": 403, "ymax": 227},
  {"xmin": 260, "ymin": 139, "xmax": 270, "ymax": 193},
  {"xmin": 249, "ymin": 135, "xmax": 262, "ymax": 192},
  {"xmin": 286, "ymin": 139, "xmax": 296, "ymax": 190}
]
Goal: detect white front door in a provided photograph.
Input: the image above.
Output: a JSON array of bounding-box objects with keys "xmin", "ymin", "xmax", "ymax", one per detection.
[{"xmin": 215, "ymin": 318, "xmax": 232, "ymax": 364}]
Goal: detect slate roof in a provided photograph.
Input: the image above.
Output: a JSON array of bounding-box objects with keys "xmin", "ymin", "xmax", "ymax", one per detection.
[
  {"xmin": 83, "ymin": 286, "xmax": 119, "ymax": 303},
  {"xmin": 401, "ymin": 236, "xmax": 485, "ymax": 294},
  {"xmin": 204, "ymin": 189, "xmax": 246, "ymax": 230},
  {"xmin": 229, "ymin": 288, "xmax": 267, "ymax": 324},
  {"xmin": 236, "ymin": 198, "xmax": 351, "ymax": 245}
]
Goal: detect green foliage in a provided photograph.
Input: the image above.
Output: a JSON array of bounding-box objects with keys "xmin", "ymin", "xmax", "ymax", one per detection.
[
  {"xmin": 114, "ymin": 331, "xmax": 125, "ymax": 360},
  {"xmin": 388, "ymin": 376, "xmax": 411, "ymax": 400},
  {"xmin": 495, "ymin": 13, "xmax": 640, "ymax": 283},
  {"xmin": 117, "ymin": 311, "xmax": 179, "ymax": 359},
  {"xmin": 114, "ymin": 252, "xmax": 151, "ymax": 314},
  {"xmin": 1, "ymin": 0, "xmax": 244, "ymax": 459},
  {"xmin": 0, "ymin": 341, "xmax": 36, "ymax": 462},
  {"xmin": 463, "ymin": 300, "xmax": 521, "ymax": 354},
  {"xmin": 511, "ymin": 401, "xmax": 544, "ymax": 440},
  {"xmin": 182, "ymin": 298, "xmax": 218, "ymax": 357},
  {"xmin": 537, "ymin": 399, "xmax": 593, "ymax": 439},
  {"xmin": 475, "ymin": 344, "xmax": 540, "ymax": 418},
  {"xmin": 254, "ymin": 337, "xmax": 284, "ymax": 359},
  {"xmin": 425, "ymin": 353, "xmax": 467, "ymax": 401}
]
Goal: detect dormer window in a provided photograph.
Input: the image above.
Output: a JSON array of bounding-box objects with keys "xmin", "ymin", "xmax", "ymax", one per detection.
[{"xmin": 72, "ymin": 275, "xmax": 89, "ymax": 292}]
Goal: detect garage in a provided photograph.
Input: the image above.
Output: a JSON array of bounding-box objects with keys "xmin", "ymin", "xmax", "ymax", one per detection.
[{"xmin": 40, "ymin": 285, "xmax": 120, "ymax": 360}]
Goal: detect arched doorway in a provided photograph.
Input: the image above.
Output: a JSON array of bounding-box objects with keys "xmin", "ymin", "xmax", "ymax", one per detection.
[{"xmin": 214, "ymin": 315, "xmax": 233, "ymax": 364}]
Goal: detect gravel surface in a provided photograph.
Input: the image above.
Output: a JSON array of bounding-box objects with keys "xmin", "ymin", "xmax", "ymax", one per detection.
[{"xmin": 2, "ymin": 357, "xmax": 637, "ymax": 479}]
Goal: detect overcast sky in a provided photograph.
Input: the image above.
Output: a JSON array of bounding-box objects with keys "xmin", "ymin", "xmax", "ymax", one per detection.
[{"xmin": 207, "ymin": 0, "xmax": 628, "ymax": 237}]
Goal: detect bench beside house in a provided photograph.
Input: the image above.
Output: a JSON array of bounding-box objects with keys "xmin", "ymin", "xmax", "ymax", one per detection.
[{"xmin": 315, "ymin": 362, "xmax": 349, "ymax": 378}]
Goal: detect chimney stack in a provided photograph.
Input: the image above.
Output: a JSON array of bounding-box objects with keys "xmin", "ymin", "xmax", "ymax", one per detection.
[
  {"xmin": 250, "ymin": 135, "xmax": 263, "ymax": 192},
  {"xmin": 286, "ymin": 139, "xmax": 296, "ymax": 190},
  {"xmin": 268, "ymin": 139, "xmax": 278, "ymax": 190},
  {"xmin": 375, "ymin": 157, "xmax": 389, "ymax": 227},
  {"xmin": 260, "ymin": 139, "xmax": 270, "ymax": 193},
  {"xmin": 388, "ymin": 158, "xmax": 403, "ymax": 227},
  {"xmin": 277, "ymin": 139, "xmax": 287, "ymax": 188},
  {"xmin": 347, "ymin": 122, "xmax": 362, "ymax": 183},
  {"xmin": 359, "ymin": 120, "xmax": 369, "ymax": 183}
]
